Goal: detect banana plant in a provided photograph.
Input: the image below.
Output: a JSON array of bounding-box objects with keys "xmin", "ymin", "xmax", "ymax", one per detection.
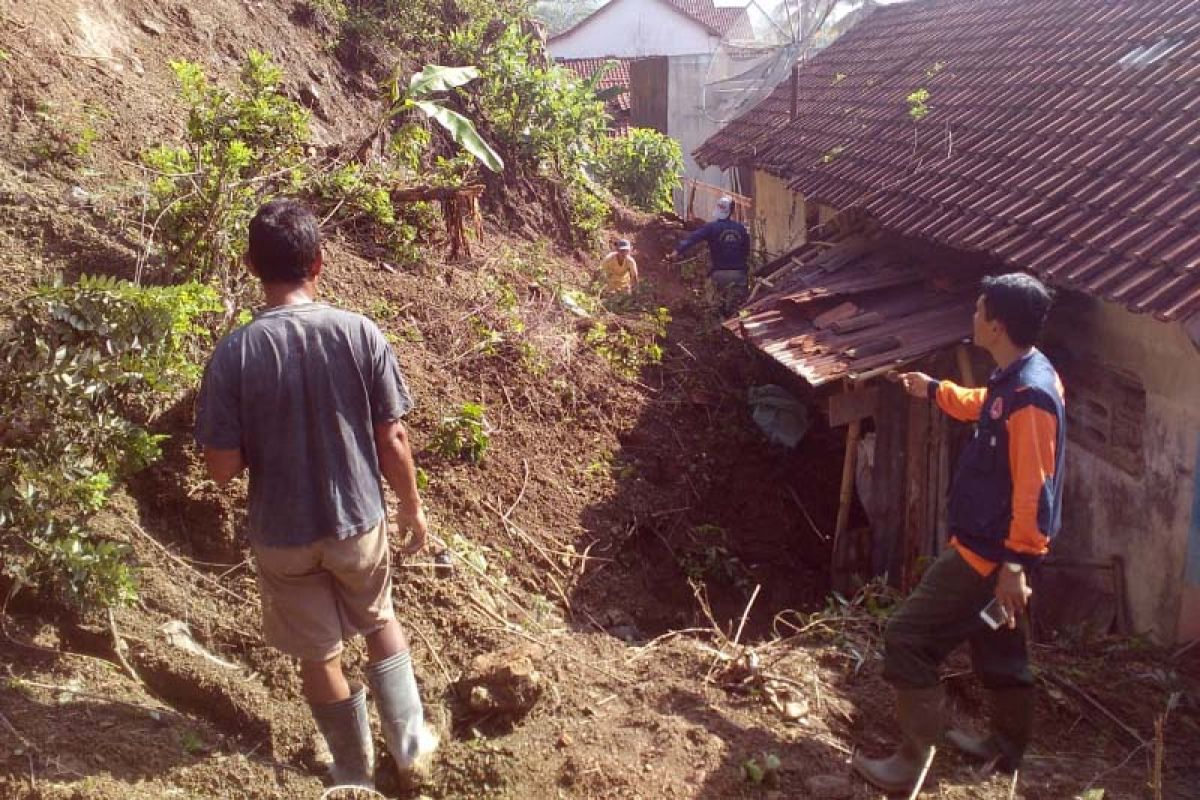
[
  {"xmin": 389, "ymin": 64, "xmax": 504, "ymax": 173},
  {"xmin": 581, "ymin": 59, "xmax": 628, "ymax": 104}
]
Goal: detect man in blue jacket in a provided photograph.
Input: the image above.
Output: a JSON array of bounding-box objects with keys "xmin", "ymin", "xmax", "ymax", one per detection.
[{"xmin": 666, "ymin": 196, "xmax": 751, "ymax": 313}]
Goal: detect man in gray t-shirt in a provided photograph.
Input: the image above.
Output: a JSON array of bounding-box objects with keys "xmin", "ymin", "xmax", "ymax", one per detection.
[{"xmin": 195, "ymin": 200, "xmax": 437, "ymax": 789}]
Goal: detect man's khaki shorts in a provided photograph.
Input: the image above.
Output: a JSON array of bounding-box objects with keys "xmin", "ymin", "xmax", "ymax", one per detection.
[{"xmin": 252, "ymin": 520, "xmax": 395, "ymax": 662}]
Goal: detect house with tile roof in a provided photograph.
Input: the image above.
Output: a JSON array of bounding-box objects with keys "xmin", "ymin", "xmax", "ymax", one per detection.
[
  {"xmin": 548, "ymin": 0, "xmax": 752, "ymax": 209},
  {"xmin": 549, "ymin": 0, "xmax": 745, "ymax": 59},
  {"xmin": 696, "ymin": 0, "xmax": 1200, "ymax": 642}
]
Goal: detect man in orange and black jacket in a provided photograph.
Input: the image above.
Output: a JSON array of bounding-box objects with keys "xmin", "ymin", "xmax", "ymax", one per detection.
[{"xmin": 853, "ymin": 273, "xmax": 1065, "ymax": 794}]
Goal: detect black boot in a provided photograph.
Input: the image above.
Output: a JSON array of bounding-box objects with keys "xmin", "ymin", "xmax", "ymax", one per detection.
[
  {"xmin": 947, "ymin": 686, "xmax": 1034, "ymax": 772},
  {"xmin": 853, "ymin": 685, "xmax": 944, "ymax": 793}
]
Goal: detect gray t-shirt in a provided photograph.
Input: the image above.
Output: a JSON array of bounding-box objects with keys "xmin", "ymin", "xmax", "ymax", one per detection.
[{"xmin": 195, "ymin": 303, "xmax": 412, "ymax": 547}]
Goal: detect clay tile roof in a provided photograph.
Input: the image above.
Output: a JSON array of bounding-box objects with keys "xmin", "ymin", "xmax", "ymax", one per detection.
[
  {"xmin": 558, "ymin": 57, "xmax": 632, "ymax": 112},
  {"xmin": 660, "ymin": 0, "xmax": 746, "ymax": 36},
  {"xmin": 696, "ymin": 0, "xmax": 1200, "ymax": 322}
]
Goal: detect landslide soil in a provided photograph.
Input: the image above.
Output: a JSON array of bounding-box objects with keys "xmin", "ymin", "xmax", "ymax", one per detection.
[{"xmin": 1, "ymin": 2, "xmax": 1199, "ymax": 799}]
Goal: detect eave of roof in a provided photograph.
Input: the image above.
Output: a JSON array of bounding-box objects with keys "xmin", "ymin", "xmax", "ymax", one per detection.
[
  {"xmin": 697, "ymin": 0, "xmax": 1200, "ymax": 323},
  {"xmin": 728, "ymin": 233, "xmax": 977, "ymax": 387}
]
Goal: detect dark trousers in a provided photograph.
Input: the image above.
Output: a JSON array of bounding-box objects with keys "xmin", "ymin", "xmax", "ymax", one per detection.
[{"xmin": 883, "ymin": 547, "xmax": 1033, "ymax": 691}]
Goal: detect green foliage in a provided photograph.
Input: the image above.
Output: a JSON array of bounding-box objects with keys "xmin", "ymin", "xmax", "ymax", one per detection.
[
  {"xmin": 742, "ymin": 753, "xmax": 781, "ymax": 785},
  {"xmin": 304, "ymin": 0, "xmax": 349, "ymax": 23},
  {"xmin": 143, "ymin": 52, "xmax": 310, "ymax": 288},
  {"xmin": 30, "ymin": 103, "xmax": 100, "ymax": 166},
  {"xmin": 0, "ymin": 277, "xmax": 221, "ymax": 608},
  {"xmin": 431, "ymin": 402, "xmax": 491, "ymax": 463},
  {"xmin": 594, "ymin": 128, "xmax": 683, "ymax": 213},
  {"xmin": 446, "ymin": 16, "xmax": 611, "ymax": 237},
  {"xmin": 906, "ymin": 88, "xmax": 930, "ymax": 121},
  {"xmin": 386, "ymin": 64, "xmax": 503, "ymax": 173},
  {"xmin": 584, "ymin": 306, "xmax": 670, "ymax": 379},
  {"xmin": 679, "ymin": 524, "xmax": 753, "ymax": 593}
]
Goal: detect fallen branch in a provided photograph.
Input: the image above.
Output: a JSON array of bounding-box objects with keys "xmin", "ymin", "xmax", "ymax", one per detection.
[
  {"xmin": 907, "ymin": 746, "xmax": 936, "ymax": 800},
  {"xmin": 121, "ymin": 512, "xmax": 254, "ymax": 607},
  {"xmin": 406, "ymin": 620, "xmax": 456, "ymax": 687},
  {"xmin": 730, "ymin": 584, "xmax": 762, "ymax": 650},
  {"xmin": 1043, "ymin": 671, "xmax": 1148, "ymax": 747},
  {"xmin": 0, "ymin": 709, "xmax": 37, "ymax": 789},
  {"xmin": 107, "ymin": 608, "xmax": 142, "ymax": 684},
  {"xmin": 625, "ymin": 627, "xmax": 713, "ymax": 663},
  {"xmin": 5, "ymin": 667, "xmax": 182, "ymax": 720}
]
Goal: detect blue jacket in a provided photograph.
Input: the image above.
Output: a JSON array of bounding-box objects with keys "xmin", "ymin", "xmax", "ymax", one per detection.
[
  {"xmin": 675, "ymin": 219, "xmax": 750, "ymax": 272},
  {"xmin": 930, "ymin": 349, "xmax": 1066, "ymax": 568}
]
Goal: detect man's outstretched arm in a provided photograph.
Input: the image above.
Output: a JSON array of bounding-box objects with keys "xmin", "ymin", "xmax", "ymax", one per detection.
[
  {"xmin": 671, "ymin": 222, "xmax": 713, "ymax": 259},
  {"xmin": 898, "ymin": 371, "xmax": 986, "ymax": 421},
  {"xmin": 374, "ymin": 418, "xmax": 428, "ymax": 554}
]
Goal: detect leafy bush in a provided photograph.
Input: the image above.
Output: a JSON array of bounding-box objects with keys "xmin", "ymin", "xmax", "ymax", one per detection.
[
  {"xmin": 0, "ymin": 276, "xmax": 221, "ymax": 608},
  {"xmin": 444, "ymin": 13, "xmax": 611, "ymax": 238},
  {"xmin": 144, "ymin": 52, "xmax": 309, "ymax": 293},
  {"xmin": 585, "ymin": 306, "xmax": 671, "ymax": 378},
  {"xmin": 595, "ymin": 128, "xmax": 683, "ymax": 213},
  {"xmin": 431, "ymin": 402, "xmax": 491, "ymax": 463}
]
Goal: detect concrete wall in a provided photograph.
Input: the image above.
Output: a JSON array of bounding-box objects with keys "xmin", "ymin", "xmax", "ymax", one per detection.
[
  {"xmin": 665, "ymin": 53, "xmax": 734, "ymax": 212},
  {"xmin": 1044, "ymin": 297, "xmax": 1200, "ymax": 642},
  {"xmin": 752, "ymin": 170, "xmax": 806, "ymax": 257},
  {"xmin": 548, "ymin": 0, "xmax": 719, "ymax": 58}
]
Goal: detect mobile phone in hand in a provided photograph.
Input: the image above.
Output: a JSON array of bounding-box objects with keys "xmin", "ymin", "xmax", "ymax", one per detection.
[{"xmin": 979, "ymin": 597, "xmax": 1012, "ymax": 630}]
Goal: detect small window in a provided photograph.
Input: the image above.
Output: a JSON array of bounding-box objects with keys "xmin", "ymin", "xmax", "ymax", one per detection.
[{"xmin": 1061, "ymin": 361, "xmax": 1145, "ymax": 474}]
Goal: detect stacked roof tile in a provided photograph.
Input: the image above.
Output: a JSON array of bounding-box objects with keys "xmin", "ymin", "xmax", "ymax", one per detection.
[
  {"xmin": 730, "ymin": 233, "xmax": 977, "ymax": 386},
  {"xmin": 696, "ymin": 0, "xmax": 1200, "ymax": 322}
]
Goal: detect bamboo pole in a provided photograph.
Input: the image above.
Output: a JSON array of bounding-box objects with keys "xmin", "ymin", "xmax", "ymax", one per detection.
[
  {"xmin": 831, "ymin": 382, "xmax": 863, "ymax": 590},
  {"xmin": 956, "ymin": 343, "xmax": 976, "ymax": 386}
]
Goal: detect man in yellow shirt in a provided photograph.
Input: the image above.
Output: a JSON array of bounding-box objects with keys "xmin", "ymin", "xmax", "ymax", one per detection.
[{"xmin": 599, "ymin": 239, "xmax": 638, "ymax": 293}]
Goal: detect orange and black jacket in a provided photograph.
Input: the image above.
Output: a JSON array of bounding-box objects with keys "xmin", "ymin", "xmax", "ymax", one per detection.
[{"xmin": 928, "ymin": 349, "xmax": 1066, "ymax": 572}]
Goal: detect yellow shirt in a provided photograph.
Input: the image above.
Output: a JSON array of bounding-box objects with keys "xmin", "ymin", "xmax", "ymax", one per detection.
[{"xmin": 600, "ymin": 252, "xmax": 637, "ymax": 291}]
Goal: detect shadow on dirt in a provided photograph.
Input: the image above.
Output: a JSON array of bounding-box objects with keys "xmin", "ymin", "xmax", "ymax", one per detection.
[{"xmin": 570, "ymin": 221, "xmax": 860, "ymax": 647}]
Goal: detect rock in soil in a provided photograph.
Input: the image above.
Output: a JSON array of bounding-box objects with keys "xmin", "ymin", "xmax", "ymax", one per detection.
[{"xmin": 457, "ymin": 642, "xmax": 545, "ymax": 722}]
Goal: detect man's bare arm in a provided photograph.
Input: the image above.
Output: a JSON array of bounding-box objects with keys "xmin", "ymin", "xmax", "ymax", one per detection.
[
  {"xmin": 203, "ymin": 448, "xmax": 245, "ymax": 485},
  {"xmin": 374, "ymin": 418, "xmax": 427, "ymax": 554}
]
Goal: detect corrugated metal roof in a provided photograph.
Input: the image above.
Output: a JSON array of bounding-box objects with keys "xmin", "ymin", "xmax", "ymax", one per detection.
[
  {"xmin": 697, "ymin": 0, "xmax": 1200, "ymax": 322},
  {"xmin": 728, "ymin": 234, "xmax": 976, "ymax": 387}
]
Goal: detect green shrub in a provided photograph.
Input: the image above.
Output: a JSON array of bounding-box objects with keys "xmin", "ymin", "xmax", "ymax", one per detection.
[
  {"xmin": 0, "ymin": 276, "xmax": 221, "ymax": 608},
  {"xmin": 595, "ymin": 128, "xmax": 683, "ymax": 213},
  {"xmin": 431, "ymin": 402, "xmax": 491, "ymax": 463},
  {"xmin": 584, "ymin": 306, "xmax": 670, "ymax": 378},
  {"xmin": 143, "ymin": 52, "xmax": 310, "ymax": 290}
]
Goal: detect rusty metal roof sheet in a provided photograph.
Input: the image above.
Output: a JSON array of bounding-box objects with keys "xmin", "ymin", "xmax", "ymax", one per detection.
[
  {"xmin": 729, "ymin": 236, "xmax": 976, "ymax": 387},
  {"xmin": 696, "ymin": 0, "xmax": 1200, "ymax": 323}
]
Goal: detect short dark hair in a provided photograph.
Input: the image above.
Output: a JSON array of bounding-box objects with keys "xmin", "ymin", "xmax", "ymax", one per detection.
[
  {"xmin": 980, "ymin": 273, "xmax": 1053, "ymax": 348},
  {"xmin": 247, "ymin": 199, "xmax": 321, "ymax": 283}
]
